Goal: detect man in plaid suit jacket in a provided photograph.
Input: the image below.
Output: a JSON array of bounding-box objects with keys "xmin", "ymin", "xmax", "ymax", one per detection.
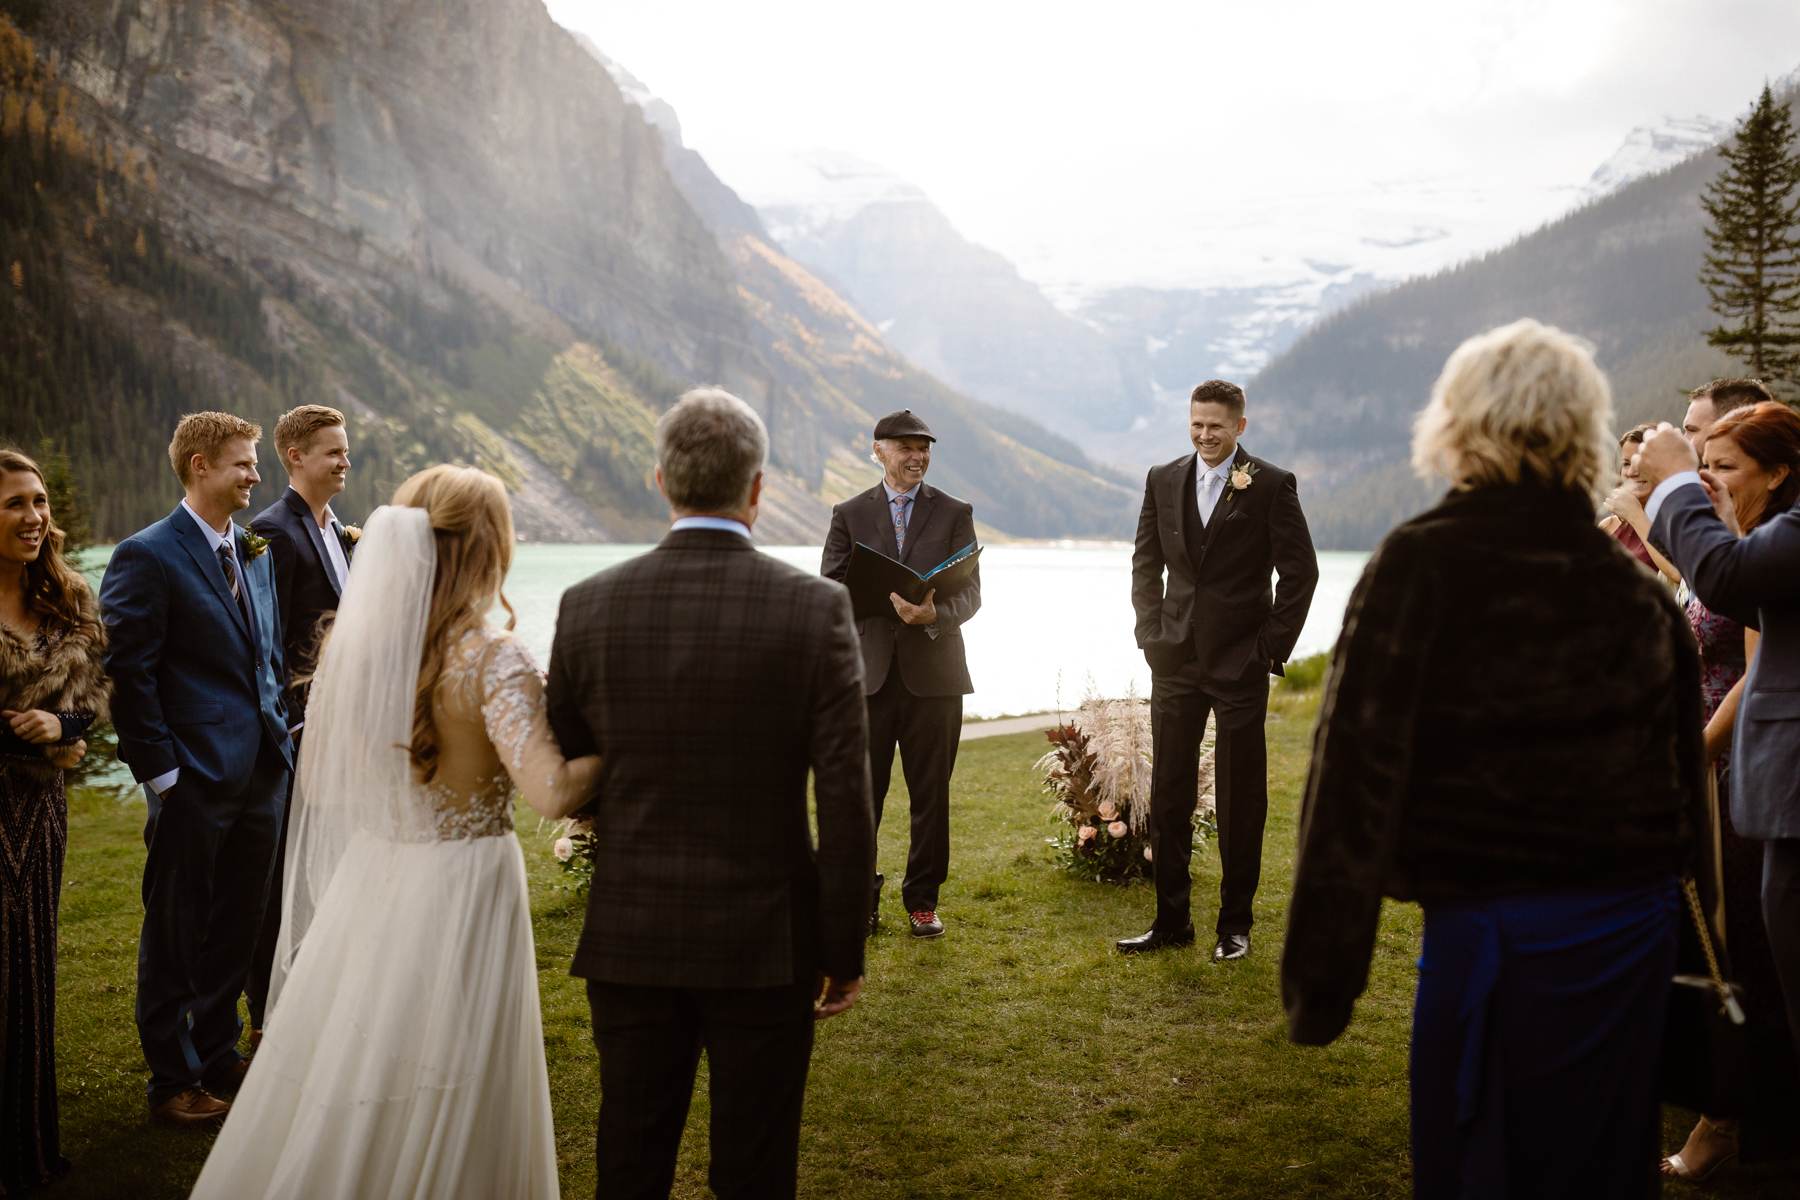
[{"xmin": 547, "ymin": 388, "xmax": 875, "ymax": 1199}]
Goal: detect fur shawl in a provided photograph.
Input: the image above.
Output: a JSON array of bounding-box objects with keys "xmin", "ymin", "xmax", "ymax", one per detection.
[{"xmin": 0, "ymin": 582, "xmax": 110, "ymax": 722}]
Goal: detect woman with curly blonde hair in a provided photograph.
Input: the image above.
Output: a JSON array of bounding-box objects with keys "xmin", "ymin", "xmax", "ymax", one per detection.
[
  {"xmin": 0, "ymin": 448, "xmax": 108, "ymax": 1193},
  {"xmin": 1285, "ymin": 320, "xmax": 1705, "ymax": 1199}
]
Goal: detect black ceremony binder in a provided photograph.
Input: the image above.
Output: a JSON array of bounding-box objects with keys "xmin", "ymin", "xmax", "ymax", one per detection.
[{"xmin": 844, "ymin": 541, "xmax": 981, "ymax": 623}]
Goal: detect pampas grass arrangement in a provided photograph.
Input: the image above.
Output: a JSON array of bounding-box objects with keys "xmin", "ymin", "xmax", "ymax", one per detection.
[{"xmin": 1037, "ymin": 690, "xmax": 1216, "ymax": 884}]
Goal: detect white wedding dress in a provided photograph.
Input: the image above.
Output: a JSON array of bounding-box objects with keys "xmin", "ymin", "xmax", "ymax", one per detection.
[{"xmin": 192, "ymin": 508, "xmax": 594, "ymax": 1200}]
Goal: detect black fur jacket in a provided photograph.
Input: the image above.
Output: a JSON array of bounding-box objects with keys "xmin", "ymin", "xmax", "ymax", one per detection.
[
  {"xmin": 0, "ymin": 581, "xmax": 110, "ymax": 776},
  {"xmin": 1281, "ymin": 482, "xmax": 1706, "ymax": 1046}
]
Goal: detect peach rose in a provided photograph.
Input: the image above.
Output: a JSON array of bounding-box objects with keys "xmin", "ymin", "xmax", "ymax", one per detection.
[
  {"xmin": 1097, "ymin": 800, "xmax": 1118, "ymax": 821},
  {"xmin": 553, "ymin": 837, "xmax": 574, "ymax": 862},
  {"xmin": 1077, "ymin": 824, "xmax": 1098, "ymax": 843},
  {"xmin": 1107, "ymin": 820, "xmax": 1128, "ymax": 839}
]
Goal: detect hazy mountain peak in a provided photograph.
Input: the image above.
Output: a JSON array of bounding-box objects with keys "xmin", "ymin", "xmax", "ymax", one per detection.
[
  {"xmin": 1582, "ymin": 114, "xmax": 1728, "ymax": 200},
  {"xmin": 567, "ymin": 30, "xmax": 683, "ymax": 143}
]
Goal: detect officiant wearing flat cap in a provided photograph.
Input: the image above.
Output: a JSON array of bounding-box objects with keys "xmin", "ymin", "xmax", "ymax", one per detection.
[{"xmin": 822, "ymin": 410, "xmax": 980, "ymax": 940}]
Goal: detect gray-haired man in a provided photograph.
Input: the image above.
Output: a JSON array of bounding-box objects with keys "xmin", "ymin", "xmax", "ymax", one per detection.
[{"xmin": 547, "ymin": 387, "xmax": 875, "ymax": 1198}]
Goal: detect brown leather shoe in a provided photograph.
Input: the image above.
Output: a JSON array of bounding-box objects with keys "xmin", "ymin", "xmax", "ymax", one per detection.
[{"xmin": 149, "ymin": 1088, "xmax": 230, "ymax": 1127}]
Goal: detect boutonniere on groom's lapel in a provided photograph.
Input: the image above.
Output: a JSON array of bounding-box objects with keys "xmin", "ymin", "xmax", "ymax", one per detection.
[
  {"xmin": 339, "ymin": 524, "xmax": 361, "ymax": 555},
  {"xmin": 242, "ymin": 529, "xmax": 270, "ymax": 561},
  {"xmin": 1224, "ymin": 461, "xmax": 1258, "ymax": 503}
]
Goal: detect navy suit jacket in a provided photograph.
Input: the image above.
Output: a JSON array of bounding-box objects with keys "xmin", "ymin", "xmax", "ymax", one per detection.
[
  {"xmin": 250, "ymin": 487, "xmax": 346, "ymax": 712},
  {"xmin": 1651, "ymin": 484, "xmax": 1800, "ymax": 838},
  {"xmin": 100, "ymin": 505, "xmax": 294, "ymax": 792}
]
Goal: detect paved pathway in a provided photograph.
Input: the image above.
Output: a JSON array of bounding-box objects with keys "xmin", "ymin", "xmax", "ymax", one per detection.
[{"xmin": 960, "ymin": 713, "xmax": 1061, "ymax": 741}]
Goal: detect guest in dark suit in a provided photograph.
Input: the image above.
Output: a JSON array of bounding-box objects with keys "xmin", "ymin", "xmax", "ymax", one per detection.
[
  {"xmin": 99, "ymin": 413, "xmax": 294, "ymax": 1127},
  {"xmin": 1120, "ymin": 380, "xmax": 1317, "ymax": 960},
  {"xmin": 244, "ymin": 403, "xmax": 353, "ymax": 1041},
  {"xmin": 1285, "ymin": 321, "xmax": 1705, "ymax": 1198},
  {"xmin": 1642, "ymin": 399, "xmax": 1800, "ymax": 1065},
  {"xmin": 821, "ymin": 410, "xmax": 980, "ymax": 939},
  {"xmin": 547, "ymin": 388, "xmax": 874, "ymax": 1200}
]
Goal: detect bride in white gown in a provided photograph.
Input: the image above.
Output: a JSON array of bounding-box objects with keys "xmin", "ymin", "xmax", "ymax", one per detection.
[{"xmin": 192, "ymin": 465, "xmax": 598, "ymax": 1200}]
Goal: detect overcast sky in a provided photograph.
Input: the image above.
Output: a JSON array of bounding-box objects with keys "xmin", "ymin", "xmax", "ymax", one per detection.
[{"xmin": 544, "ymin": 0, "xmax": 1800, "ymax": 294}]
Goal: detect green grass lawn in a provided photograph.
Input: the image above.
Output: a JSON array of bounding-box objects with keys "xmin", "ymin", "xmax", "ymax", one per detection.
[{"xmin": 50, "ymin": 689, "xmax": 1797, "ymax": 1197}]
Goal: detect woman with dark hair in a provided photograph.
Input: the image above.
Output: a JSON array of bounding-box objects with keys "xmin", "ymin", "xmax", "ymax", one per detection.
[
  {"xmin": 0, "ymin": 448, "xmax": 108, "ymax": 1193},
  {"xmin": 1282, "ymin": 321, "xmax": 1705, "ymax": 1198},
  {"xmin": 1663, "ymin": 399, "xmax": 1800, "ymax": 1181}
]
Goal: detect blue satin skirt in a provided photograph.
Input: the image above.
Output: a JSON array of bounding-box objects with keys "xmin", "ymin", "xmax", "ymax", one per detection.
[{"xmin": 1411, "ymin": 879, "xmax": 1678, "ymax": 1200}]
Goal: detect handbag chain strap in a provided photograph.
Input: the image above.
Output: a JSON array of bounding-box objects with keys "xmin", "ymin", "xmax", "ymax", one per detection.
[{"xmin": 1682, "ymin": 875, "xmax": 1746, "ymax": 1025}]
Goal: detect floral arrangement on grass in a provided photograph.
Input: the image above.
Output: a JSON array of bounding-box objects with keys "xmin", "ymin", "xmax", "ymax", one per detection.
[
  {"xmin": 548, "ymin": 815, "xmax": 596, "ymax": 892},
  {"xmin": 1037, "ymin": 693, "xmax": 1216, "ymax": 884}
]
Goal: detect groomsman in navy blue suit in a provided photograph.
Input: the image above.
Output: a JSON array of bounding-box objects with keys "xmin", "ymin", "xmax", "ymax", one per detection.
[
  {"xmin": 101, "ymin": 413, "xmax": 294, "ymax": 1126},
  {"xmin": 244, "ymin": 405, "xmax": 353, "ymax": 1041}
]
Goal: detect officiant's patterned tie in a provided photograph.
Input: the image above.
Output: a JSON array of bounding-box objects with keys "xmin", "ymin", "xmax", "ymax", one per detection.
[{"xmin": 893, "ymin": 494, "xmax": 911, "ymax": 554}]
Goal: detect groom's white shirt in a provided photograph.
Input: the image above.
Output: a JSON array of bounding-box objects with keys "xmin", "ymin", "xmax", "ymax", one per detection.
[{"xmin": 145, "ymin": 502, "xmax": 246, "ymax": 797}]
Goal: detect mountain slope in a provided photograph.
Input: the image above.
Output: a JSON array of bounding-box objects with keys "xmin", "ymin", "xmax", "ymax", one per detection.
[
  {"xmin": 1244, "ymin": 93, "xmax": 1798, "ymax": 549},
  {"xmin": 0, "ymin": 1, "xmax": 1133, "ymax": 542}
]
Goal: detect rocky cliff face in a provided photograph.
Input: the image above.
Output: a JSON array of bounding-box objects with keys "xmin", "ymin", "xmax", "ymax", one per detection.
[{"xmin": 2, "ymin": 0, "xmax": 1133, "ymax": 540}]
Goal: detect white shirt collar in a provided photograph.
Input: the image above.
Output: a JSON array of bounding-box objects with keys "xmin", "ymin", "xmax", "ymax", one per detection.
[
  {"xmin": 670, "ymin": 516, "xmax": 752, "ymax": 540},
  {"xmin": 180, "ymin": 499, "xmax": 238, "ymax": 554},
  {"xmin": 1197, "ymin": 455, "xmax": 1234, "ymax": 482}
]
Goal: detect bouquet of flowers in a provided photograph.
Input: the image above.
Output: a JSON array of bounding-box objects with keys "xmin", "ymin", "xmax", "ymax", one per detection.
[
  {"xmin": 549, "ymin": 815, "xmax": 597, "ymax": 892},
  {"xmin": 1036, "ymin": 692, "xmax": 1216, "ymax": 884}
]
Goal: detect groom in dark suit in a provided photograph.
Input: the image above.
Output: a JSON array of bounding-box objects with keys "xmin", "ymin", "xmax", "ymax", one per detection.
[
  {"xmin": 100, "ymin": 412, "xmax": 294, "ymax": 1125},
  {"xmin": 548, "ymin": 388, "xmax": 874, "ymax": 1199},
  {"xmin": 821, "ymin": 409, "xmax": 980, "ymax": 939},
  {"xmin": 1120, "ymin": 380, "xmax": 1318, "ymax": 960},
  {"xmin": 244, "ymin": 403, "xmax": 354, "ymax": 1041}
]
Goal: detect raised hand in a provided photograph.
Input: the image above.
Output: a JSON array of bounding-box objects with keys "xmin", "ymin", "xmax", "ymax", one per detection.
[
  {"xmin": 1698, "ymin": 470, "xmax": 1742, "ymax": 536},
  {"xmin": 1632, "ymin": 423, "xmax": 1699, "ymax": 488}
]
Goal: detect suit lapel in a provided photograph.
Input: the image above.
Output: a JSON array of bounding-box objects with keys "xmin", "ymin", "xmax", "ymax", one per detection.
[
  {"xmin": 1206, "ymin": 448, "xmax": 1254, "ymax": 543},
  {"xmin": 170, "ymin": 508, "xmax": 252, "ymax": 645},
  {"xmin": 899, "ymin": 485, "xmax": 935, "ymax": 566},
  {"xmin": 236, "ymin": 528, "xmax": 268, "ymax": 663},
  {"xmin": 285, "ymin": 488, "xmax": 342, "ymax": 599},
  {"xmin": 1165, "ymin": 455, "xmax": 1197, "ymax": 579}
]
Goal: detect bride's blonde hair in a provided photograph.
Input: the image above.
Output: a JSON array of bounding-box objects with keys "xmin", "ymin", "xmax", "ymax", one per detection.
[{"xmin": 392, "ymin": 464, "xmax": 517, "ymax": 782}]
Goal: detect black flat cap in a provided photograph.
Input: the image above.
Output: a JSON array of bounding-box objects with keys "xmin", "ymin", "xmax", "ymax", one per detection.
[{"xmin": 873, "ymin": 409, "xmax": 936, "ymax": 441}]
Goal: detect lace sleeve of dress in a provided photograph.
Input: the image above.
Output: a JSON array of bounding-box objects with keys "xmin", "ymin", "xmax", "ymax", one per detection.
[{"xmin": 478, "ymin": 634, "xmax": 599, "ymax": 820}]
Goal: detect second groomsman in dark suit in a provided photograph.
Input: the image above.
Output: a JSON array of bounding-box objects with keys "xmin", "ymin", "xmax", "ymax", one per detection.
[
  {"xmin": 821, "ymin": 410, "xmax": 981, "ymax": 939},
  {"xmin": 1121, "ymin": 380, "xmax": 1318, "ymax": 961},
  {"xmin": 100, "ymin": 413, "xmax": 294, "ymax": 1124},
  {"xmin": 547, "ymin": 387, "xmax": 873, "ymax": 1198},
  {"xmin": 244, "ymin": 404, "xmax": 353, "ymax": 1041}
]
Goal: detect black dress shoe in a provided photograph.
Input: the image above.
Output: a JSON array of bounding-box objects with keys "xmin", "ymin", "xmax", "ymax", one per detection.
[
  {"xmin": 1116, "ymin": 925, "xmax": 1196, "ymax": 954},
  {"xmin": 1212, "ymin": 932, "xmax": 1251, "ymax": 962}
]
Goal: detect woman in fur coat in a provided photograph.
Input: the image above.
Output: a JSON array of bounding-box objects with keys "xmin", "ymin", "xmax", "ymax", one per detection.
[{"xmin": 0, "ymin": 448, "xmax": 108, "ymax": 1194}]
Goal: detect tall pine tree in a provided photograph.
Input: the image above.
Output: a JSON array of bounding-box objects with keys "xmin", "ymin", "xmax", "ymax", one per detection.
[{"xmin": 1701, "ymin": 84, "xmax": 1800, "ymax": 392}]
